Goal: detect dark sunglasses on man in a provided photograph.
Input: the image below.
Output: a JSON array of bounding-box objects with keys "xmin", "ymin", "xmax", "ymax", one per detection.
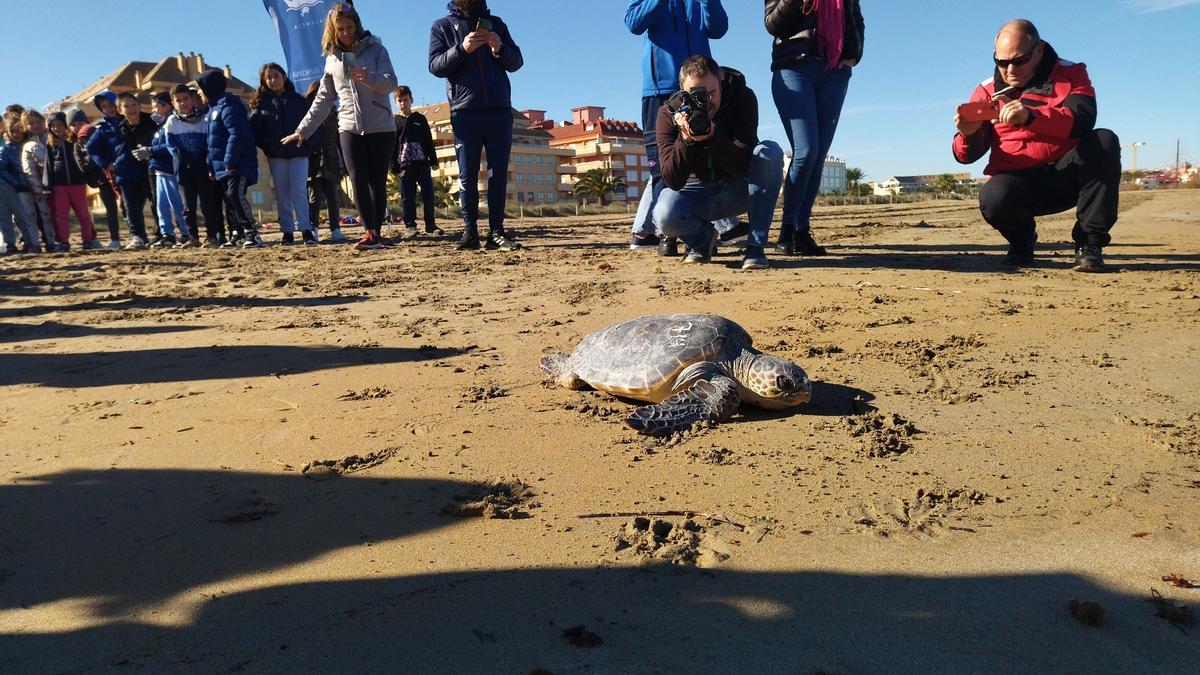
[{"xmin": 994, "ymin": 42, "xmax": 1040, "ymax": 69}]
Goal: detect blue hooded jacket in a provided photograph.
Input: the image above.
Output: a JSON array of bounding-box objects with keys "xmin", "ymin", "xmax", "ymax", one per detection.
[
  {"xmin": 0, "ymin": 141, "xmax": 30, "ymax": 191},
  {"xmin": 428, "ymin": 1, "xmax": 523, "ymax": 112},
  {"xmin": 197, "ymin": 69, "xmax": 259, "ymax": 183},
  {"xmin": 625, "ymin": 0, "xmax": 728, "ymax": 97}
]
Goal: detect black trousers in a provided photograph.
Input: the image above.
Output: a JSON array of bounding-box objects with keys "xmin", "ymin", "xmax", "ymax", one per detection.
[
  {"xmin": 97, "ymin": 180, "xmax": 121, "ymax": 240},
  {"xmin": 340, "ymin": 131, "xmax": 395, "ymax": 235},
  {"xmin": 179, "ymin": 175, "xmax": 224, "ymax": 241},
  {"xmin": 400, "ymin": 164, "xmax": 436, "ymax": 229},
  {"xmin": 308, "ymin": 176, "xmax": 340, "ymax": 230},
  {"xmin": 119, "ymin": 179, "xmax": 150, "ymax": 240},
  {"xmin": 979, "ymin": 128, "xmax": 1121, "ymax": 248},
  {"xmin": 219, "ymin": 174, "xmax": 256, "ymax": 240}
]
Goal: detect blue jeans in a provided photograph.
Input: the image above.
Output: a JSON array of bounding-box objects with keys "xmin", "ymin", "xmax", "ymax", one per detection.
[
  {"xmin": 155, "ymin": 174, "xmax": 187, "ymax": 238},
  {"xmin": 773, "ymin": 60, "xmax": 851, "ymax": 234},
  {"xmin": 451, "ymin": 109, "xmax": 512, "ymax": 232},
  {"xmin": 652, "ymin": 141, "xmax": 784, "ymax": 252},
  {"xmin": 269, "ymin": 157, "xmax": 311, "ymax": 234}
]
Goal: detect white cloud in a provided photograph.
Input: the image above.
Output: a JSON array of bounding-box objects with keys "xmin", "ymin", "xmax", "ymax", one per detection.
[{"xmin": 1126, "ymin": 0, "xmax": 1200, "ymax": 13}]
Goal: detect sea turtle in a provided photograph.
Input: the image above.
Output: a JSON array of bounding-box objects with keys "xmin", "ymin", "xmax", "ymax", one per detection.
[{"xmin": 540, "ymin": 314, "xmax": 812, "ymax": 436}]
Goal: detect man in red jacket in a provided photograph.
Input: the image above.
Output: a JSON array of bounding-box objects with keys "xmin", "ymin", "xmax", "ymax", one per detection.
[{"xmin": 953, "ymin": 19, "xmax": 1120, "ymax": 272}]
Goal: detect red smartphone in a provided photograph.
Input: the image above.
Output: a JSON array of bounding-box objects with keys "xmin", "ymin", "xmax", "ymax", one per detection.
[{"xmin": 957, "ymin": 100, "xmax": 999, "ymax": 123}]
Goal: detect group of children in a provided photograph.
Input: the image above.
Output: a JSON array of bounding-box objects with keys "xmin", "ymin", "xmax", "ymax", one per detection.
[{"xmin": 0, "ymin": 65, "xmax": 443, "ymax": 255}]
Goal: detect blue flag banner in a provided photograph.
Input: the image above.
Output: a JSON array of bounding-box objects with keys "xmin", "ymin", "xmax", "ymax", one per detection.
[{"xmin": 263, "ymin": 0, "xmax": 338, "ymax": 93}]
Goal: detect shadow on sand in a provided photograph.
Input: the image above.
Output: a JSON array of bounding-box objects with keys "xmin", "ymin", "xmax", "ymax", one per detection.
[{"xmin": 0, "ymin": 345, "xmax": 462, "ymax": 388}]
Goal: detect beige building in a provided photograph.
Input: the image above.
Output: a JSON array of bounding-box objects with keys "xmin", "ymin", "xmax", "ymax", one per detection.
[
  {"xmin": 50, "ymin": 53, "xmax": 278, "ymax": 216},
  {"xmin": 414, "ymin": 103, "xmax": 573, "ymax": 205}
]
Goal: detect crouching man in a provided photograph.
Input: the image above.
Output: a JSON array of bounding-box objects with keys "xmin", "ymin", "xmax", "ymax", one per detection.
[
  {"xmin": 954, "ymin": 19, "xmax": 1120, "ymax": 272},
  {"xmin": 653, "ymin": 56, "xmax": 783, "ymax": 270}
]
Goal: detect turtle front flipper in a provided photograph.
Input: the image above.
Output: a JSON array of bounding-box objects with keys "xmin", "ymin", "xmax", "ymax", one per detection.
[{"xmin": 625, "ymin": 376, "xmax": 741, "ymax": 437}]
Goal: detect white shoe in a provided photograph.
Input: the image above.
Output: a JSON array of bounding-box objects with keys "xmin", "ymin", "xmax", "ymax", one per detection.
[{"xmin": 124, "ymin": 237, "xmax": 147, "ymax": 250}]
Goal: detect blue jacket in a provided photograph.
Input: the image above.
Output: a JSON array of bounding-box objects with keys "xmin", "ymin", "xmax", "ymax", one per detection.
[
  {"xmin": 625, "ymin": 0, "xmax": 728, "ymax": 97},
  {"xmin": 149, "ymin": 125, "xmax": 175, "ymax": 176},
  {"xmin": 251, "ymin": 87, "xmax": 312, "ymax": 159},
  {"xmin": 85, "ymin": 114, "xmax": 156, "ymax": 186},
  {"xmin": 428, "ymin": 1, "xmax": 523, "ymax": 112},
  {"xmin": 163, "ymin": 110, "xmax": 211, "ymax": 184},
  {"xmin": 0, "ymin": 141, "xmax": 30, "ymax": 191},
  {"xmin": 197, "ymin": 69, "xmax": 259, "ymax": 183}
]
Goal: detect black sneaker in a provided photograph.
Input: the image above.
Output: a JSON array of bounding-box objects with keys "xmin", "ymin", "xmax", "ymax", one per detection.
[
  {"xmin": 486, "ymin": 230, "xmax": 521, "ymax": 251},
  {"xmin": 149, "ymin": 236, "xmax": 168, "ymax": 249},
  {"xmin": 681, "ymin": 230, "xmax": 716, "ymax": 265},
  {"xmin": 1074, "ymin": 244, "xmax": 1107, "ymax": 273},
  {"xmin": 630, "ymin": 232, "xmax": 660, "ymax": 250},
  {"xmin": 425, "ymin": 224, "xmax": 445, "ymax": 236},
  {"xmin": 281, "ymin": 232, "xmax": 295, "ymax": 246},
  {"xmin": 793, "ymin": 229, "xmax": 827, "ymax": 256},
  {"xmin": 456, "ymin": 229, "xmax": 481, "ymax": 251},
  {"xmin": 302, "ymin": 230, "xmax": 318, "ymax": 246},
  {"xmin": 657, "ymin": 237, "xmax": 679, "ymax": 257},
  {"xmin": 241, "ymin": 232, "xmax": 264, "ymax": 248},
  {"xmin": 719, "ymin": 220, "xmax": 750, "ymax": 246},
  {"xmin": 741, "ymin": 246, "xmax": 769, "ymax": 270}
]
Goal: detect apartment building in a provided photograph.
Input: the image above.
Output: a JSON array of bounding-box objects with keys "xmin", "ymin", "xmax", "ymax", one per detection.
[
  {"xmin": 415, "ymin": 104, "xmax": 573, "ymax": 204},
  {"xmin": 546, "ymin": 106, "xmax": 648, "ymax": 204}
]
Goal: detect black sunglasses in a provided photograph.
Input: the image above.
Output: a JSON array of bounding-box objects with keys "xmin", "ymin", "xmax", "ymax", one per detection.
[{"xmin": 994, "ymin": 43, "xmax": 1039, "ymax": 69}]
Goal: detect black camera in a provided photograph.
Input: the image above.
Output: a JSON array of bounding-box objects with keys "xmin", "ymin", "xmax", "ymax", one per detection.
[{"xmin": 666, "ymin": 87, "xmax": 712, "ymax": 137}]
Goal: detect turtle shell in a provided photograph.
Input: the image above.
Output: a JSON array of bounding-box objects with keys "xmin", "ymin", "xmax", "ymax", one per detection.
[{"xmin": 567, "ymin": 314, "xmax": 752, "ymax": 402}]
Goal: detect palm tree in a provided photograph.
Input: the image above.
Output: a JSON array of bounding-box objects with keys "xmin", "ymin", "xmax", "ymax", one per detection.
[
  {"xmin": 572, "ymin": 168, "xmax": 625, "ymax": 205},
  {"xmin": 846, "ymin": 167, "xmax": 865, "ymax": 196},
  {"xmin": 432, "ymin": 176, "xmax": 453, "ymax": 208},
  {"xmin": 930, "ymin": 173, "xmax": 961, "ymax": 195}
]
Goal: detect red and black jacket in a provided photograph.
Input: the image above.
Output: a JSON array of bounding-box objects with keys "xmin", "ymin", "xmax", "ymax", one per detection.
[{"xmin": 952, "ymin": 42, "xmax": 1097, "ymax": 175}]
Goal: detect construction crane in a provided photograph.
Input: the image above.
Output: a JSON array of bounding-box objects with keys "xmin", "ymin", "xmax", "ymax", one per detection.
[{"xmin": 1123, "ymin": 141, "xmax": 1146, "ymax": 174}]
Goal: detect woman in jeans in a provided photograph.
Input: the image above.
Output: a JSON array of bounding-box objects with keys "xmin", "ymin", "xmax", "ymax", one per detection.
[
  {"xmin": 284, "ymin": 2, "xmax": 396, "ymax": 251},
  {"xmin": 251, "ymin": 63, "xmax": 315, "ymax": 245},
  {"xmin": 765, "ymin": 0, "xmax": 864, "ymax": 255}
]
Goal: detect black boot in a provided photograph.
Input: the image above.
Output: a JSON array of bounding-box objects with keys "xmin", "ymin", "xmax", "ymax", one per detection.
[
  {"xmin": 456, "ymin": 226, "xmax": 480, "ymax": 250},
  {"xmin": 793, "ymin": 228, "xmax": 828, "ymax": 256},
  {"xmin": 657, "ymin": 237, "xmax": 679, "ymax": 257},
  {"xmin": 1073, "ymin": 244, "xmax": 1106, "ymax": 273},
  {"xmin": 775, "ymin": 222, "xmax": 795, "ymax": 255}
]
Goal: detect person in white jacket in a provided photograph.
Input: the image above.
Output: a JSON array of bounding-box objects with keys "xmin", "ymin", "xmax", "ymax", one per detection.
[
  {"xmin": 18, "ymin": 110, "xmax": 58, "ymax": 251},
  {"xmin": 284, "ymin": 2, "xmax": 396, "ymax": 251}
]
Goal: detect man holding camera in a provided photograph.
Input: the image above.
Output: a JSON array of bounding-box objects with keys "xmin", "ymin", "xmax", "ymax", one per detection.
[
  {"xmin": 653, "ymin": 56, "xmax": 783, "ymax": 270},
  {"xmin": 953, "ymin": 19, "xmax": 1120, "ymax": 272}
]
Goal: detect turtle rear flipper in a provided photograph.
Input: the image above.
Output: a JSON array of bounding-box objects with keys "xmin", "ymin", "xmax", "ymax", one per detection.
[
  {"xmin": 625, "ymin": 376, "xmax": 741, "ymax": 436},
  {"xmin": 540, "ymin": 353, "xmax": 587, "ymax": 390}
]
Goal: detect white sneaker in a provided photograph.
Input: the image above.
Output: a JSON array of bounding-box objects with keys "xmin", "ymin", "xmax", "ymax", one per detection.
[{"xmin": 124, "ymin": 237, "xmax": 147, "ymax": 250}]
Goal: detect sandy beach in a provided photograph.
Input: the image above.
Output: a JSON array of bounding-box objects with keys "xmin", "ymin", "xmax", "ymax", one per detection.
[{"xmin": 1, "ymin": 189, "xmax": 1198, "ymax": 673}]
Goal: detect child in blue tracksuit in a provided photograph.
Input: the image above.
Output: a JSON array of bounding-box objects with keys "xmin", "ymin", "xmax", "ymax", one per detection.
[
  {"xmin": 148, "ymin": 91, "xmax": 188, "ymax": 247},
  {"xmin": 196, "ymin": 68, "xmax": 262, "ymax": 248},
  {"xmin": 165, "ymin": 84, "xmax": 225, "ymax": 247}
]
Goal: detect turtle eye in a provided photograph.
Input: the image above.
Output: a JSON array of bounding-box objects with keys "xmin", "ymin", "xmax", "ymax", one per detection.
[{"xmin": 776, "ymin": 376, "xmax": 794, "ymax": 392}]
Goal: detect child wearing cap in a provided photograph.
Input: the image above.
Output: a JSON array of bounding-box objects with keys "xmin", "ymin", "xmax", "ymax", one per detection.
[{"xmin": 46, "ymin": 111, "xmax": 100, "ymax": 250}]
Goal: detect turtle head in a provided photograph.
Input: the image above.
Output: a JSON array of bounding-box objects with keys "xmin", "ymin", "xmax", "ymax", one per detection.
[{"xmin": 739, "ymin": 354, "xmax": 812, "ymax": 410}]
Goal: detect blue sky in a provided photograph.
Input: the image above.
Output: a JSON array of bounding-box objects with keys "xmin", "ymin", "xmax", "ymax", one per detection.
[{"xmin": 1, "ymin": 0, "xmax": 1196, "ymax": 181}]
